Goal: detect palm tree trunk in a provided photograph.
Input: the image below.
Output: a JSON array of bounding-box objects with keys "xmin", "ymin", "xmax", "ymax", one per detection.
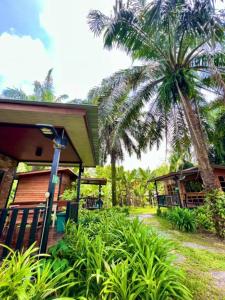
[
  {"xmin": 111, "ymin": 151, "xmax": 117, "ymax": 206},
  {"xmin": 176, "ymin": 84, "xmax": 220, "ymax": 190}
]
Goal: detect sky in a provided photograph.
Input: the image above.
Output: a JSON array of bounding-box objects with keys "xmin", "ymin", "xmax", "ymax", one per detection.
[{"xmin": 1, "ymin": 1, "xmax": 222, "ymax": 170}]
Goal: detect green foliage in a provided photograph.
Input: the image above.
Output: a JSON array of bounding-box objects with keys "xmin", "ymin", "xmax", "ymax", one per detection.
[
  {"xmin": 194, "ymin": 205, "xmax": 214, "ymax": 232},
  {"xmin": 62, "ymin": 182, "xmax": 77, "ymax": 201},
  {"xmin": 206, "ymin": 189, "xmax": 225, "ymax": 238},
  {"xmin": 62, "ymin": 165, "xmax": 158, "ymax": 207},
  {"xmin": 50, "ymin": 209, "xmax": 191, "ymax": 299},
  {"xmin": 160, "ymin": 205, "xmax": 216, "ymax": 234},
  {"xmin": 0, "ymin": 244, "xmax": 74, "ymax": 300},
  {"xmin": 3, "ymin": 69, "xmax": 68, "ymax": 103},
  {"xmin": 164, "ymin": 207, "xmax": 197, "ymax": 233},
  {"xmin": 156, "ymin": 207, "xmax": 162, "ymax": 216}
]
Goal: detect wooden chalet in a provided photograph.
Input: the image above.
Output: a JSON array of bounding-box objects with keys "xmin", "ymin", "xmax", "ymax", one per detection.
[
  {"xmin": 150, "ymin": 165, "xmax": 225, "ymax": 208},
  {"xmin": 80, "ymin": 177, "xmax": 107, "ymax": 209},
  {"xmin": 13, "ymin": 168, "xmax": 77, "ymax": 207},
  {"xmin": 0, "ymin": 99, "xmax": 98, "ymax": 256}
]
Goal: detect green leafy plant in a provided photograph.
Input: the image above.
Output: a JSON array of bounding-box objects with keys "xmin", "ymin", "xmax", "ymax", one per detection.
[
  {"xmin": 50, "ymin": 209, "xmax": 191, "ymax": 299},
  {"xmin": 165, "ymin": 207, "xmax": 197, "ymax": 232},
  {"xmin": 0, "ymin": 244, "xmax": 74, "ymax": 300},
  {"xmin": 206, "ymin": 189, "xmax": 225, "ymax": 238},
  {"xmin": 194, "ymin": 205, "xmax": 214, "ymax": 232}
]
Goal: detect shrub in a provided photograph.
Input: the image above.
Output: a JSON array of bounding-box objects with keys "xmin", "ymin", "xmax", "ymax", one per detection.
[
  {"xmin": 49, "ymin": 209, "xmax": 192, "ymax": 299},
  {"xmin": 157, "ymin": 206, "xmax": 162, "ymax": 216},
  {"xmin": 0, "ymin": 244, "xmax": 74, "ymax": 300},
  {"xmin": 165, "ymin": 207, "xmax": 197, "ymax": 232},
  {"xmin": 206, "ymin": 189, "xmax": 225, "ymax": 238},
  {"xmin": 194, "ymin": 205, "xmax": 214, "ymax": 232}
]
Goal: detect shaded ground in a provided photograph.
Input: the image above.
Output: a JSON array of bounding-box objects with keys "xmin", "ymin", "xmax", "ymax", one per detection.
[{"xmin": 131, "ymin": 208, "xmax": 225, "ymax": 300}]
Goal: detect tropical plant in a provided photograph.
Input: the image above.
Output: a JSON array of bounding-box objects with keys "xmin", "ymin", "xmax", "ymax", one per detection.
[
  {"xmin": 0, "ymin": 244, "xmax": 74, "ymax": 300},
  {"xmin": 3, "ymin": 69, "xmax": 68, "ymax": 103},
  {"xmin": 164, "ymin": 207, "xmax": 197, "ymax": 232},
  {"xmin": 88, "ymin": 0, "xmax": 225, "ymax": 189},
  {"xmin": 49, "ymin": 208, "xmax": 192, "ymax": 299},
  {"xmin": 194, "ymin": 205, "xmax": 214, "ymax": 232},
  {"xmin": 88, "ymin": 0, "xmax": 225, "ymax": 236},
  {"xmin": 205, "ymin": 189, "xmax": 225, "ymax": 238},
  {"xmin": 88, "ymin": 84, "xmax": 141, "ymax": 206}
]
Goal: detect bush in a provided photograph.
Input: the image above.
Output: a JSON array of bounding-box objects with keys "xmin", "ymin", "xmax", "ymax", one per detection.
[
  {"xmin": 49, "ymin": 209, "xmax": 192, "ymax": 299},
  {"xmin": 194, "ymin": 205, "xmax": 214, "ymax": 232},
  {"xmin": 0, "ymin": 244, "xmax": 74, "ymax": 299},
  {"xmin": 165, "ymin": 207, "xmax": 197, "ymax": 232},
  {"xmin": 206, "ymin": 189, "xmax": 225, "ymax": 238}
]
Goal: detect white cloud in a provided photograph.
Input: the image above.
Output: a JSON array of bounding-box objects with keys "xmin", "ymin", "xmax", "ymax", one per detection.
[
  {"xmin": 40, "ymin": 0, "xmax": 132, "ymax": 99},
  {"xmin": 39, "ymin": 0, "xmax": 165, "ymax": 170},
  {"xmin": 120, "ymin": 144, "xmax": 167, "ymax": 170},
  {"xmin": 0, "ymin": 32, "xmax": 52, "ymax": 94}
]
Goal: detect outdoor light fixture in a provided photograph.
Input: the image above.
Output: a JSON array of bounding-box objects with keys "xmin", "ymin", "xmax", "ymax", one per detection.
[
  {"xmin": 36, "ymin": 124, "xmax": 59, "ymax": 141},
  {"xmin": 36, "ymin": 124, "xmax": 67, "ymax": 149}
]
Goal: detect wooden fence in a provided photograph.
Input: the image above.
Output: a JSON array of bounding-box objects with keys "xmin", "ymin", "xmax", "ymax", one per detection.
[
  {"xmin": 0, "ymin": 206, "xmax": 45, "ymax": 258},
  {"xmin": 157, "ymin": 194, "xmax": 180, "ymax": 207}
]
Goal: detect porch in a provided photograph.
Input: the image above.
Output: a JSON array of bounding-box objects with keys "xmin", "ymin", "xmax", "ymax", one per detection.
[
  {"xmin": 0, "ymin": 205, "xmax": 66, "ymax": 257},
  {"xmin": 0, "ymin": 99, "xmax": 98, "ymax": 256},
  {"xmin": 157, "ymin": 192, "xmax": 205, "ymax": 208},
  {"xmin": 149, "ymin": 166, "xmax": 218, "ymax": 208}
]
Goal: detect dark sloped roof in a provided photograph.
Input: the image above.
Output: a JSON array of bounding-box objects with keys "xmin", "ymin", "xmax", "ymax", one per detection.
[
  {"xmin": 149, "ymin": 164, "xmax": 225, "ymax": 182},
  {"xmin": 81, "ymin": 177, "xmax": 107, "ymax": 185},
  {"xmin": 17, "ymin": 168, "xmax": 77, "ymax": 180}
]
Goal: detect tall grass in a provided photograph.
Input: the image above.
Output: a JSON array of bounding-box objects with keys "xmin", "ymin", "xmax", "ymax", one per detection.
[
  {"xmin": 0, "ymin": 244, "xmax": 74, "ymax": 300},
  {"xmin": 49, "ymin": 209, "xmax": 192, "ymax": 299}
]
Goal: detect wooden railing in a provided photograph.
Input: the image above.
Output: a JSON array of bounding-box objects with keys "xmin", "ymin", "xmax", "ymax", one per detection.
[
  {"xmin": 185, "ymin": 192, "xmax": 205, "ymax": 208},
  {"xmin": 157, "ymin": 194, "xmax": 180, "ymax": 207},
  {"xmin": 0, "ymin": 206, "xmax": 45, "ymax": 258}
]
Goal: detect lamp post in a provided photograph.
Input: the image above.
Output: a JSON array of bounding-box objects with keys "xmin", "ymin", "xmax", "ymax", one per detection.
[{"xmin": 36, "ymin": 124, "xmax": 67, "ymax": 253}]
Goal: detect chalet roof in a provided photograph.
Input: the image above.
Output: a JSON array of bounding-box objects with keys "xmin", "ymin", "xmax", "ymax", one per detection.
[
  {"xmin": 149, "ymin": 164, "xmax": 225, "ymax": 182},
  {"xmin": 17, "ymin": 168, "xmax": 77, "ymax": 180},
  {"xmin": 0, "ymin": 99, "xmax": 98, "ymax": 167},
  {"xmin": 81, "ymin": 177, "xmax": 107, "ymax": 185}
]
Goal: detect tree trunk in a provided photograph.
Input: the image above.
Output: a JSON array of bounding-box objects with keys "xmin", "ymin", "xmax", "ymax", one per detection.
[
  {"xmin": 111, "ymin": 151, "xmax": 117, "ymax": 206},
  {"xmin": 177, "ymin": 84, "xmax": 220, "ymax": 191}
]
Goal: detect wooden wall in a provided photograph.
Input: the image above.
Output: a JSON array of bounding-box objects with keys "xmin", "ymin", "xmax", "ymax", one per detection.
[{"xmin": 14, "ymin": 172, "xmax": 73, "ymax": 205}]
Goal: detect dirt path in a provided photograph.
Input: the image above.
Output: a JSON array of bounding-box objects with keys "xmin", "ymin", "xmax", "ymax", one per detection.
[{"xmin": 134, "ymin": 213, "xmax": 225, "ymax": 300}]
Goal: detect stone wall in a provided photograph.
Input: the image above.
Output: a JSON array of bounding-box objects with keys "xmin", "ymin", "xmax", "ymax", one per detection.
[{"xmin": 0, "ymin": 153, "xmax": 18, "ymax": 208}]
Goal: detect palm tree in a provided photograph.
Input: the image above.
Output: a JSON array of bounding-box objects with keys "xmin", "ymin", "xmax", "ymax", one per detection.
[
  {"xmin": 88, "ymin": 0, "xmax": 225, "ymax": 191},
  {"xmin": 89, "ymin": 78, "xmax": 141, "ymax": 206},
  {"xmin": 2, "ymin": 69, "xmax": 68, "ymax": 103}
]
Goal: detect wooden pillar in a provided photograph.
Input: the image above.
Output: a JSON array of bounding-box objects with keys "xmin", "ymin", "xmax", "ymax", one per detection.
[
  {"xmin": 154, "ymin": 180, "xmax": 159, "ymax": 207},
  {"xmin": 174, "ymin": 178, "xmax": 182, "ymax": 207}
]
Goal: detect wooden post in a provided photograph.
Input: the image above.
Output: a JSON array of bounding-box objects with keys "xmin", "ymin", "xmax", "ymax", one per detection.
[
  {"xmin": 174, "ymin": 178, "xmax": 182, "ymax": 208},
  {"xmin": 154, "ymin": 180, "xmax": 159, "ymax": 207},
  {"xmin": 73, "ymin": 164, "xmax": 84, "ymax": 223}
]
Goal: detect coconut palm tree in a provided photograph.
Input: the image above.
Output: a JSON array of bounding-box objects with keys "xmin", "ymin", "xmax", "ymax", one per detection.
[
  {"xmin": 2, "ymin": 69, "xmax": 68, "ymax": 103},
  {"xmin": 89, "ymin": 77, "xmax": 141, "ymax": 206},
  {"xmin": 88, "ymin": 0, "xmax": 225, "ymax": 191}
]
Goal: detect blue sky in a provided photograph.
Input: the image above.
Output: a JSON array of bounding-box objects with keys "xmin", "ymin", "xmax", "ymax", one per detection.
[
  {"xmin": 0, "ymin": 0, "xmax": 135, "ymax": 98},
  {"xmin": 0, "ymin": 0, "xmax": 157, "ymax": 170},
  {"xmin": 0, "ymin": 0, "xmax": 48, "ymax": 45}
]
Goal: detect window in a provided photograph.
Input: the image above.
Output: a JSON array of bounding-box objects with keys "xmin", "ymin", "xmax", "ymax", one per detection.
[{"xmin": 219, "ymin": 176, "xmax": 225, "ymax": 192}]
